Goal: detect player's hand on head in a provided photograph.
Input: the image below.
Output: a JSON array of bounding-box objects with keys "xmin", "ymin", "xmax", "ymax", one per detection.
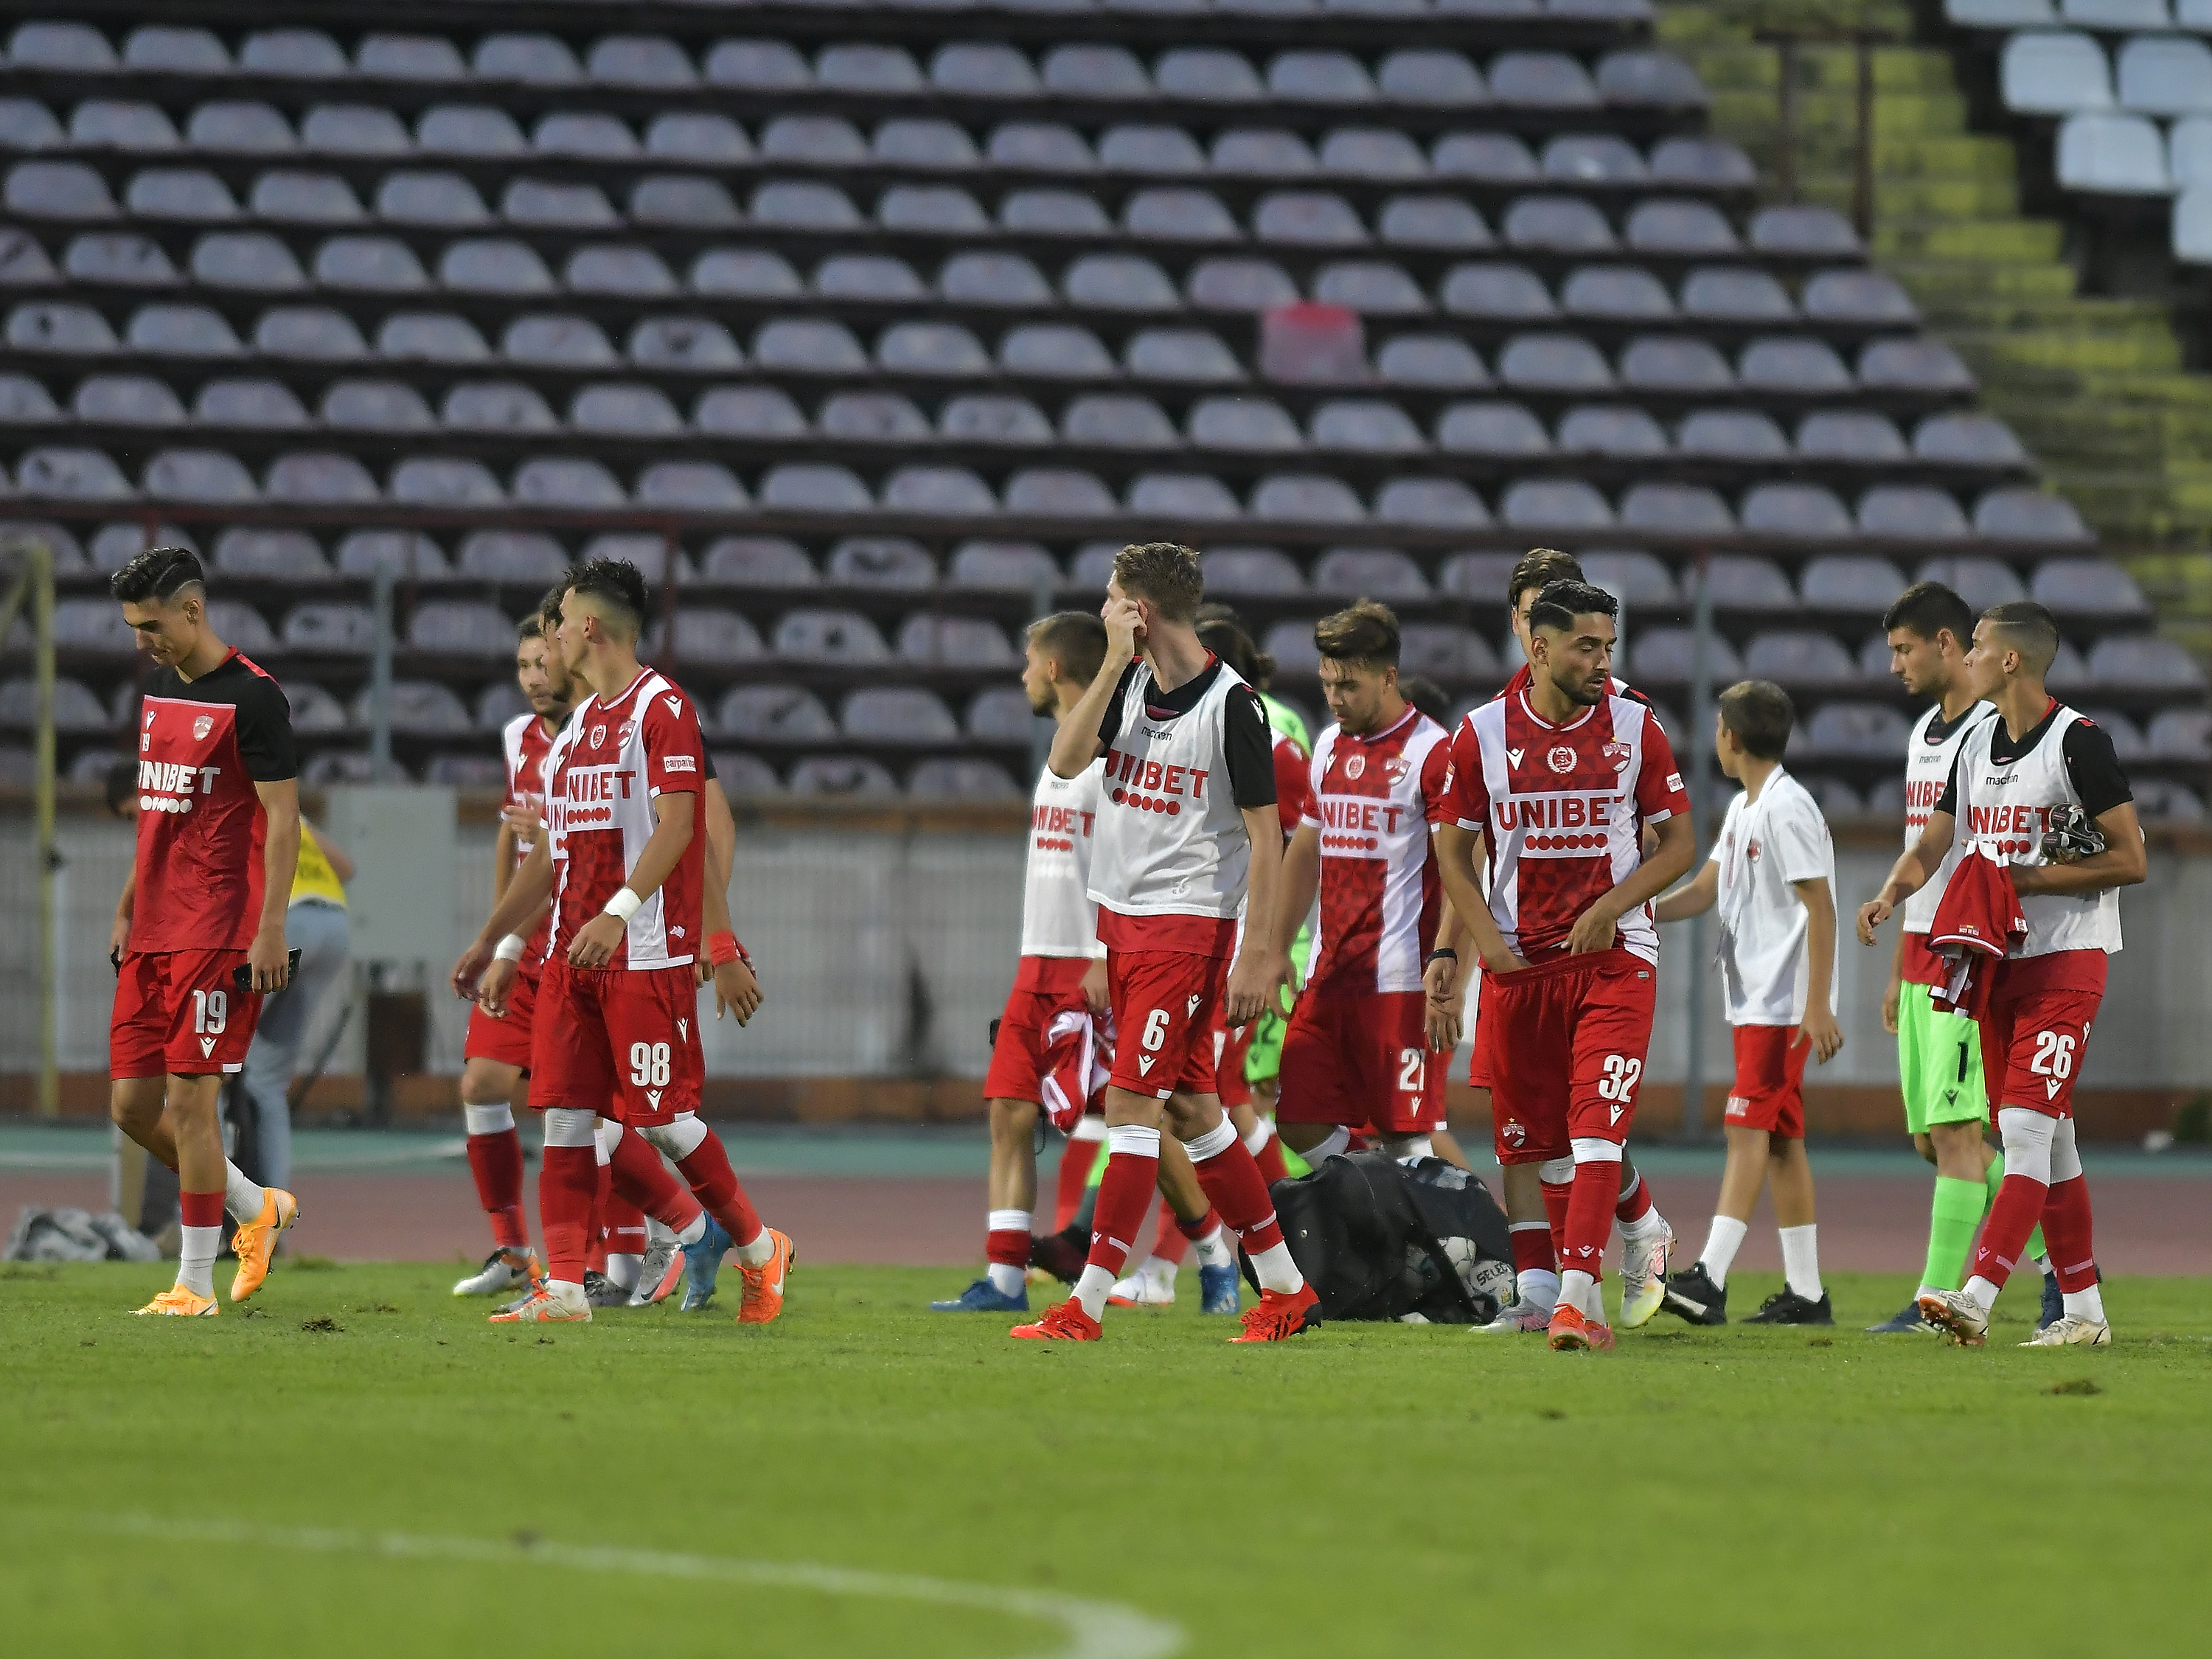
[
  {"xmin": 1854, "ymin": 897, "xmax": 1890, "ymax": 945},
  {"xmin": 478, "ymin": 957, "xmax": 517, "ymax": 1018},
  {"xmin": 713, "ymin": 956, "xmax": 762, "ymax": 1024},
  {"xmin": 1101, "ymin": 595, "xmax": 1144, "ymax": 658},
  {"xmin": 568, "ymin": 912, "xmax": 625, "ymax": 969}
]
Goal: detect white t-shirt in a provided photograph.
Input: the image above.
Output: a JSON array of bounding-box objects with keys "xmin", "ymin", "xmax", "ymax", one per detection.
[
  {"xmin": 1711, "ymin": 769, "xmax": 1837, "ymax": 1026},
  {"xmin": 1020, "ymin": 758, "xmax": 1105, "ymax": 959}
]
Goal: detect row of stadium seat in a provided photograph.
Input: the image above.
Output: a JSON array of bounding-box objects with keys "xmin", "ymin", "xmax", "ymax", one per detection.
[{"xmin": 1958, "ymin": 9, "xmax": 2212, "ymax": 260}]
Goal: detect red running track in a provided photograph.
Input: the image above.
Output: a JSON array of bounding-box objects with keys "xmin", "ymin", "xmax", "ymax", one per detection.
[{"xmin": 7, "ymin": 1168, "xmax": 2208, "ymax": 1275}]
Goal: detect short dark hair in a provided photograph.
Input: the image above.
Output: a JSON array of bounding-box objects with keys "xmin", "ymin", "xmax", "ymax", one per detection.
[
  {"xmin": 1982, "ymin": 599, "xmax": 2060, "ymax": 677},
  {"xmin": 1314, "ymin": 599, "xmax": 1401, "ymax": 669},
  {"xmin": 1508, "ymin": 547, "xmax": 1585, "ymax": 611},
  {"xmin": 518, "ymin": 614, "xmax": 543, "ymax": 642},
  {"xmin": 108, "ymin": 546, "xmax": 205, "ymax": 607},
  {"xmin": 1114, "ymin": 542, "xmax": 1205, "ymax": 623},
  {"xmin": 1026, "ymin": 611, "xmax": 1107, "ymax": 684},
  {"xmin": 562, "ymin": 557, "xmax": 647, "ymax": 640},
  {"xmin": 1882, "ymin": 581, "xmax": 1975, "ymax": 650},
  {"xmin": 104, "ymin": 755, "xmax": 139, "ymax": 817},
  {"xmin": 536, "ymin": 582, "xmax": 566, "ymax": 633},
  {"xmin": 1400, "ymin": 675, "xmax": 1450, "ymax": 726},
  {"xmin": 1719, "ymin": 679, "xmax": 1795, "ymax": 760},
  {"xmin": 1196, "ymin": 614, "xmax": 1273, "ymax": 687},
  {"xmin": 1526, "ymin": 579, "xmax": 1618, "ymax": 634}
]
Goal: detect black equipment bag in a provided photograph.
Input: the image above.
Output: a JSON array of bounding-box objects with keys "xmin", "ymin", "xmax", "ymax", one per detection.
[{"xmin": 1262, "ymin": 1151, "xmax": 1514, "ymax": 1324}]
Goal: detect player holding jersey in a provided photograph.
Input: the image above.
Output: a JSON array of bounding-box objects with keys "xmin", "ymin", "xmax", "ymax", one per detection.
[
  {"xmin": 106, "ymin": 546, "xmax": 302, "ymax": 1315},
  {"xmin": 1434, "ymin": 581, "xmax": 1695, "ymax": 1352},
  {"xmin": 1859, "ymin": 602, "xmax": 2143, "ymax": 1346},
  {"xmin": 933, "ymin": 612, "xmax": 1118, "ymax": 1314},
  {"xmin": 1426, "ymin": 549, "xmax": 1677, "ymax": 1332},
  {"xmin": 1015, "ymin": 542, "xmax": 1318, "ymax": 1343},
  {"xmin": 1274, "ymin": 602, "xmax": 1455, "ymax": 1160},
  {"xmin": 456, "ymin": 560, "xmax": 788, "ymax": 1326}
]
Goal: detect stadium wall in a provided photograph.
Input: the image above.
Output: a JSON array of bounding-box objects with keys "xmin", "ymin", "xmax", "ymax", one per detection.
[{"xmin": 4, "ymin": 800, "xmax": 2208, "ymax": 1139}]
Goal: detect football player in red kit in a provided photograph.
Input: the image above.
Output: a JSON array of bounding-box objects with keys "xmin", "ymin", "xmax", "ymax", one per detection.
[
  {"xmin": 1433, "ymin": 580, "xmax": 1695, "ymax": 1351},
  {"xmin": 106, "ymin": 546, "xmax": 302, "ymax": 1315},
  {"xmin": 1016, "ymin": 542, "xmax": 1318, "ymax": 1343}
]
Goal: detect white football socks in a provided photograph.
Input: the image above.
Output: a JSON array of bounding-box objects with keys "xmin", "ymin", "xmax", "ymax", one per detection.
[
  {"xmin": 1559, "ymin": 1268, "xmax": 1601, "ymax": 1321},
  {"xmin": 1245, "ymin": 1240, "xmax": 1303, "ymax": 1295},
  {"xmin": 604, "ymin": 1253, "xmax": 642, "ymax": 1293},
  {"xmin": 1073, "ymin": 1264, "xmax": 1116, "ymax": 1321},
  {"xmin": 1516, "ymin": 1267, "xmax": 1560, "ymax": 1313},
  {"xmin": 1193, "ymin": 1224, "xmax": 1237, "ymax": 1271},
  {"xmin": 223, "ymin": 1162, "xmax": 264, "ymax": 1222},
  {"xmin": 1699, "ymin": 1216, "xmax": 1749, "ymax": 1288},
  {"xmin": 1778, "ymin": 1224, "xmax": 1823, "ymax": 1301},
  {"xmin": 2062, "ymin": 1282, "xmax": 2106, "ymax": 1323},
  {"xmin": 176, "ymin": 1228, "xmax": 219, "ymax": 1299}
]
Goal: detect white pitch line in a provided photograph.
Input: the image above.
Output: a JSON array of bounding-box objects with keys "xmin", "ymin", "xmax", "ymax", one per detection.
[{"xmin": 76, "ymin": 1515, "xmax": 1184, "ymax": 1659}]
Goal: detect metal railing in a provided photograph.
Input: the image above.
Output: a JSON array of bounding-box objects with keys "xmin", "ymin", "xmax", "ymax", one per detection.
[{"xmin": 1756, "ymin": 27, "xmax": 1899, "ymax": 246}]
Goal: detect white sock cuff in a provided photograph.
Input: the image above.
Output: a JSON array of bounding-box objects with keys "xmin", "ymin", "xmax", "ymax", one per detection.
[
  {"xmin": 1997, "ymin": 1107, "xmax": 2055, "ymax": 1186},
  {"xmin": 541, "ymin": 1107, "xmax": 599, "ymax": 1149},
  {"xmin": 641, "ymin": 1113, "xmax": 709, "ymax": 1161},
  {"xmin": 1070, "ymin": 1114, "xmax": 1109, "ymax": 1142},
  {"xmin": 1385, "ymin": 1135, "xmax": 1434, "ymax": 1161},
  {"xmin": 1107, "ymin": 1123, "xmax": 1163, "ymax": 1159},
  {"xmin": 1537, "ymin": 1156, "xmax": 1576, "ymax": 1184},
  {"xmin": 1508, "ymin": 1220, "xmax": 1551, "ymax": 1234},
  {"xmin": 1178, "ymin": 1119, "xmax": 1237, "ymax": 1161},
  {"xmin": 987, "ymin": 1209, "xmax": 1032, "ymax": 1234},
  {"xmin": 592, "ymin": 1127, "xmax": 613, "ymax": 1167},
  {"xmin": 223, "ymin": 1163, "xmax": 262, "ymax": 1221},
  {"xmin": 1307, "ymin": 1125, "xmax": 1351, "ymax": 1163},
  {"xmin": 1570, "ymin": 1137, "xmax": 1624, "ymax": 1164},
  {"xmin": 1242, "ymin": 1120, "xmax": 1272, "ymax": 1155},
  {"xmin": 2048, "ymin": 1114, "xmax": 2083, "ymax": 1183},
  {"xmin": 462, "ymin": 1101, "xmax": 515, "ymax": 1137}
]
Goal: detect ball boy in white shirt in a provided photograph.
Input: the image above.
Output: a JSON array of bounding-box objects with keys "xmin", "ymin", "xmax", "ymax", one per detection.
[{"xmin": 1652, "ymin": 681, "xmax": 1844, "ymax": 1326}]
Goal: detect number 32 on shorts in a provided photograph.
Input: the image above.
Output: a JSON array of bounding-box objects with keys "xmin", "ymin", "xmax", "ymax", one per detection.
[{"xmin": 1596, "ymin": 1054, "xmax": 1642, "ymax": 1116}]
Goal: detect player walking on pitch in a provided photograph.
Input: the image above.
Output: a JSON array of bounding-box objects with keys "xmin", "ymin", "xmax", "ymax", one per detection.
[
  {"xmin": 455, "ymin": 560, "xmax": 787, "ymax": 1325},
  {"xmin": 1860, "ymin": 583, "xmax": 2054, "ymax": 1334},
  {"xmin": 1654, "ymin": 683, "xmax": 1843, "ymax": 1326},
  {"xmin": 1433, "ymin": 581, "xmax": 1694, "ymax": 1351},
  {"xmin": 932, "ymin": 611, "xmax": 1123, "ymax": 1315},
  {"xmin": 1859, "ymin": 602, "xmax": 2143, "ymax": 1346},
  {"xmin": 1273, "ymin": 602, "xmax": 1456, "ymax": 1163},
  {"xmin": 1015, "ymin": 542, "xmax": 1319, "ymax": 1343},
  {"xmin": 106, "ymin": 546, "xmax": 301, "ymax": 1315}
]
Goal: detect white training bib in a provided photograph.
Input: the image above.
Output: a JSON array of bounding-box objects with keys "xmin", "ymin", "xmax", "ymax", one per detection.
[
  {"xmin": 1020, "ymin": 758, "xmax": 1105, "ymax": 959},
  {"xmin": 1947, "ymin": 705, "xmax": 2122, "ymax": 959},
  {"xmin": 1900, "ymin": 700, "xmax": 1994, "ymax": 935},
  {"xmin": 1087, "ymin": 661, "xmax": 1251, "ymax": 922}
]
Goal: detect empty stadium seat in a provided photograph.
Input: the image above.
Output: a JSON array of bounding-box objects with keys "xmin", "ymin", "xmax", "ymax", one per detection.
[
  {"xmin": 776, "ymin": 609, "xmax": 892, "ymax": 664},
  {"xmin": 703, "ymin": 538, "xmax": 816, "ymax": 587},
  {"xmin": 1916, "ymin": 555, "xmax": 2026, "ymax": 610},
  {"xmin": 1204, "ymin": 546, "xmax": 1307, "ymax": 594},
  {"xmin": 720, "ymin": 681, "xmax": 832, "ymax": 744},
  {"xmin": 1802, "ymin": 555, "xmax": 1908, "ymax": 611}
]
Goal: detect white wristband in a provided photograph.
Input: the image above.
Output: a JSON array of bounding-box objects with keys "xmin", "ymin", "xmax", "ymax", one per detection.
[
  {"xmin": 493, "ymin": 934, "xmax": 526, "ymax": 963},
  {"xmin": 602, "ymin": 888, "xmax": 642, "ymax": 922}
]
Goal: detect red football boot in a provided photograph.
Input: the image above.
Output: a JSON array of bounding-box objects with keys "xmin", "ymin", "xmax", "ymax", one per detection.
[
  {"xmin": 1228, "ymin": 1283, "xmax": 1321, "ymax": 1343},
  {"xmin": 1010, "ymin": 1298, "xmax": 1103, "ymax": 1341}
]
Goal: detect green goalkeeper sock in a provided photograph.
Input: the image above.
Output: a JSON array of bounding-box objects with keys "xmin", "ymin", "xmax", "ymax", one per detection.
[
  {"xmin": 1924, "ymin": 1176, "xmax": 1986, "ymax": 1293},
  {"xmin": 1985, "ymin": 1150, "xmax": 2047, "ymax": 1262}
]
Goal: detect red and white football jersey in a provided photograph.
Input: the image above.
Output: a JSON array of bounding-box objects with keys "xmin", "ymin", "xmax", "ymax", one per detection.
[
  {"xmin": 543, "ymin": 668, "xmax": 706, "ymax": 970},
  {"xmin": 501, "ymin": 710, "xmax": 560, "ymax": 964},
  {"xmin": 1304, "ymin": 707, "xmax": 1453, "ymax": 995},
  {"xmin": 1270, "ymin": 727, "xmax": 1314, "ymax": 839},
  {"xmin": 1445, "ymin": 689, "xmax": 1687, "ymax": 966}
]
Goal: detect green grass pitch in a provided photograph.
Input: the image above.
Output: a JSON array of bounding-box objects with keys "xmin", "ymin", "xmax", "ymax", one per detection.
[{"xmin": 4, "ymin": 1262, "xmax": 2208, "ymax": 1658}]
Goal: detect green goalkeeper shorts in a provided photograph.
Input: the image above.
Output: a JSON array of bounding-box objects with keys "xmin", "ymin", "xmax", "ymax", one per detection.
[{"xmin": 1896, "ymin": 981, "xmax": 1988, "ymax": 1135}]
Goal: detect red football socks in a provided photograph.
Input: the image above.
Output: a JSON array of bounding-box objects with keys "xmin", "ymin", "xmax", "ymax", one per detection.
[
  {"xmin": 1540, "ymin": 1177, "xmax": 1573, "ymax": 1262},
  {"xmin": 2040, "ymin": 1175, "xmax": 2098, "ymax": 1292},
  {"xmin": 1253, "ymin": 1128, "xmax": 1290, "ymax": 1186},
  {"xmin": 1559, "ymin": 1164, "xmax": 1615, "ymax": 1284},
  {"xmin": 465, "ymin": 1127, "xmax": 529, "ymax": 1250},
  {"xmin": 986, "ymin": 1221, "xmax": 1031, "ymax": 1271},
  {"xmin": 1510, "ymin": 1222, "xmax": 1558, "ymax": 1276},
  {"xmin": 1085, "ymin": 1146, "xmax": 1159, "ymax": 1277},
  {"xmin": 1192, "ymin": 1138, "xmax": 1285, "ymax": 1256},
  {"xmin": 1615, "ymin": 1169, "xmax": 1654, "ymax": 1227},
  {"xmin": 178, "ymin": 1189, "xmax": 224, "ymax": 1228},
  {"xmin": 586, "ymin": 1158, "xmax": 614, "ymax": 1273},
  {"xmin": 608, "ymin": 1125, "xmax": 703, "ymax": 1232},
  {"xmin": 538, "ymin": 1144, "xmax": 597, "ymax": 1284},
  {"xmin": 1970, "ymin": 1172, "xmax": 2048, "ymax": 1290},
  {"xmin": 675, "ymin": 1130, "xmax": 765, "ymax": 1249},
  {"xmin": 1054, "ymin": 1135, "xmax": 1096, "ymax": 1230}
]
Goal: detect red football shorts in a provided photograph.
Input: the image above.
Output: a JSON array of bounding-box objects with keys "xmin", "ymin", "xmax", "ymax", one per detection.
[
  {"xmin": 1107, "ymin": 947, "xmax": 1227, "ymax": 1099},
  {"xmin": 1979, "ymin": 988, "xmax": 2101, "ymax": 1121},
  {"xmin": 529, "ymin": 958, "xmax": 703, "ymax": 1126},
  {"xmin": 1212, "ymin": 1019, "xmax": 1254, "ymax": 1109},
  {"xmin": 984, "ymin": 956, "xmax": 1092, "ymax": 1104},
  {"xmin": 463, "ymin": 963, "xmax": 541, "ymax": 1071},
  {"xmin": 1276, "ymin": 988, "xmax": 1444, "ymax": 1133},
  {"xmin": 110, "ymin": 948, "xmax": 262, "ymax": 1079},
  {"xmin": 1724, "ymin": 1024, "xmax": 1809, "ymax": 1138},
  {"xmin": 1465, "ymin": 972, "xmax": 1495, "ymax": 1091},
  {"xmin": 1482, "ymin": 950, "xmax": 1657, "ymax": 1165}
]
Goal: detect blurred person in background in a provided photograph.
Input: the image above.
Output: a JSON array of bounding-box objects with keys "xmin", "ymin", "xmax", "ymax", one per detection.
[{"xmin": 237, "ymin": 815, "xmax": 352, "ymax": 1194}]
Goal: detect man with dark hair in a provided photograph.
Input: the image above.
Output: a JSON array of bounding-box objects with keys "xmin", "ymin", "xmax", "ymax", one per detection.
[
  {"xmin": 1399, "ymin": 676, "xmax": 1451, "ymax": 728},
  {"xmin": 1655, "ymin": 681, "xmax": 1843, "ymax": 1326},
  {"xmin": 455, "ymin": 560, "xmax": 788, "ymax": 1325},
  {"xmin": 1426, "ymin": 553, "xmax": 1676, "ymax": 1333},
  {"xmin": 105, "ymin": 546, "xmax": 302, "ymax": 1314},
  {"xmin": 1860, "ymin": 601, "xmax": 2144, "ymax": 1346},
  {"xmin": 1863, "ymin": 582, "xmax": 2049, "ymax": 1335},
  {"xmin": 1017, "ymin": 544, "xmax": 1318, "ymax": 1342},
  {"xmin": 1274, "ymin": 602, "xmax": 1458, "ymax": 1164},
  {"xmin": 1433, "ymin": 580, "xmax": 1696, "ymax": 1350}
]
